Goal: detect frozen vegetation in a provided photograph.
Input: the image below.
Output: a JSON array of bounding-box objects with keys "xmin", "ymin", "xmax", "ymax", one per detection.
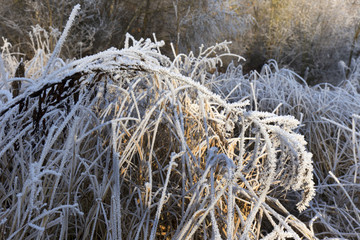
[{"xmin": 0, "ymin": 5, "xmax": 359, "ymax": 240}]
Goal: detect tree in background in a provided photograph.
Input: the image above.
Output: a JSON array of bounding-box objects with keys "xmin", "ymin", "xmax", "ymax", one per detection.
[
  {"xmin": 0, "ymin": 0, "xmax": 247, "ymax": 59},
  {"xmin": 230, "ymin": 0, "xmax": 360, "ymax": 84},
  {"xmin": 2, "ymin": 0, "xmax": 360, "ymax": 84}
]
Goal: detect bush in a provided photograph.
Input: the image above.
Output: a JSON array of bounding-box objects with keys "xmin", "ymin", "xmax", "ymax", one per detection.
[{"xmin": 0, "ymin": 6, "xmax": 319, "ymax": 239}]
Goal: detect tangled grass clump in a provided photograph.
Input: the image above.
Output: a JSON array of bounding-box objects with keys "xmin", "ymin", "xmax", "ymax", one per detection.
[
  {"xmin": 213, "ymin": 60, "xmax": 360, "ymax": 238},
  {"xmin": 0, "ymin": 6, "xmax": 317, "ymax": 240}
]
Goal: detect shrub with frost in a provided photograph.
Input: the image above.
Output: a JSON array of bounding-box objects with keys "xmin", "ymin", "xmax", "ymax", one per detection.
[{"xmin": 0, "ymin": 5, "xmax": 316, "ymax": 239}]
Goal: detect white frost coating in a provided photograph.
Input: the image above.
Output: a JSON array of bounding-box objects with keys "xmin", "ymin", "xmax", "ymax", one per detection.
[
  {"xmin": 28, "ymin": 222, "xmax": 45, "ymax": 232},
  {"xmin": 0, "ymin": 218, "xmax": 7, "ymax": 225},
  {"xmin": 0, "ymin": 89, "xmax": 12, "ymax": 102}
]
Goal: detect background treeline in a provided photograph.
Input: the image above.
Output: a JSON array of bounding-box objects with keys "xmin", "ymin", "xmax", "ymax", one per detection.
[{"xmin": 2, "ymin": 0, "xmax": 360, "ymax": 84}]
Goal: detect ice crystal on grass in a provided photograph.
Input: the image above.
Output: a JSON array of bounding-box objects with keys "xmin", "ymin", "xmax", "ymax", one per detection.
[{"xmin": 0, "ymin": 5, "xmax": 318, "ymax": 240}]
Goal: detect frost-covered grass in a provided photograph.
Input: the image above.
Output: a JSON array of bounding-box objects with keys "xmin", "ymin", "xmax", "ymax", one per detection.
[
  {"xmin": 0, "ymin": 5, "xmax": 358, "ymax": 240},
  {"xmin": 212, "ymin": 61, "xmax": 360, "ymax": 238}
]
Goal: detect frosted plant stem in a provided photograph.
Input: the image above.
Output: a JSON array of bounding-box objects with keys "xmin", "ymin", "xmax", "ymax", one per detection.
[
  {"xmin": 38, "ymin": 94, "xmax": 83, "ymax": 167},
  {"xmin": 7, "ymin": 204, "xmax": 81, "ymax": 240},
  {"xmin": 329, "ymin": 171, "xmax": 360, "ymax": 221},
  {"xmin": 147, "ymin": 66, "xmax": 249, "ymax": 111},
  {"xmin": 48, "ymin": 116, "xmax": 80, "ymax": 210},
  {"xmin": 184, "ymin": 185, "xmax": 229, "ymax": 240},
  {"xmin": 250, "ymin": 82, "xmax": 257, "ymax": 112},
  {"xmin": 227, "ymin": 173, "xmax": 234, "ymax": 240},
  {"xmin": 322, "ymin": 117, "xmax": 360, "ymax": 137},
  {"xmin": 352, "ymin": 117, "xmax": 358, "ymax": 183},
  {"xmin": 111, "ymin": 121, "xmax": 122, "ymax": 240},
  {"xmin": 149, "ymin": 151, "xmax": 183, "ymax": 240},
  {"xmin": 199, "ymin": 94, "xmax": 210, "ymax": 150},
  {"xmin": 0, "ymin": 54, "xmax": 8, "ymax": 88},
  {"xmin": 152, "ymin": 33, "xmax": 161, "ymax": 54},
  {"xmin": 240, "ymin": 120, "xmax": 277, "ymax": 239},
  {"xmin": 42, "ymin": 4, "xmax": 80, "ymax": 78},
  {"xmin": 142, "ymin": 112, "xmax": 165, "ymax": 239},
  {"xmin": 237, "ymin": 172, "xmax": 303, "ymax": 239},
  {"xmin": 0, "ymin": 124, "xmax": 32, "ymax": 157},
  {"xmin": 176, "ymin": 101, "xmax": 187, "ymax": 215},
  {"xmin": 210, "ymin": 168, "xmax": 221, "ymax": 239}
]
